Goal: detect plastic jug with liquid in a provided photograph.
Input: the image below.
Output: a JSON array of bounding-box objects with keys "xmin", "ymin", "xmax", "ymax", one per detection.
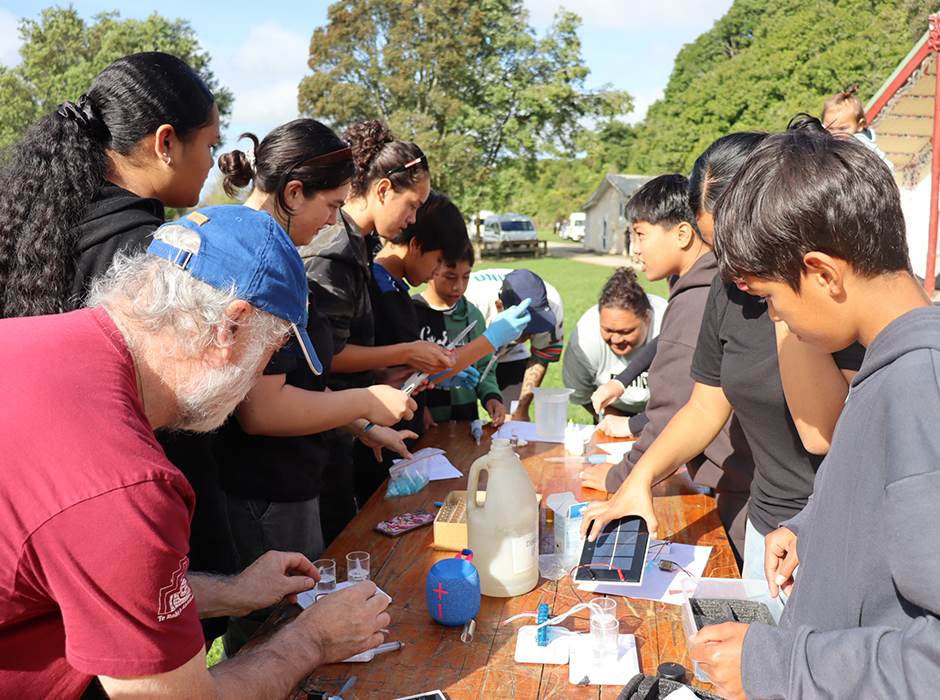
[{"xmin": 466, "ymin": 437, "xmax": 539, "ymax": 597}]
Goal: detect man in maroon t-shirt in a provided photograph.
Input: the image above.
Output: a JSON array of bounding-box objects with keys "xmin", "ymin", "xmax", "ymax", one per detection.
[{"xmin": 0, "ymin": 207, "xmax": 390, "ymax": 699}]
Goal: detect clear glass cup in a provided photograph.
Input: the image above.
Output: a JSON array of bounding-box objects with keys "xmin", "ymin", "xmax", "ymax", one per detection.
[
  {"xmin": 314, "ymin": 558, "xmax": 336, "ymax": 595},
  {"xmin": 346, "ymin": 551, "xmax": 371, "ymax": 582},
  {"xmin": 448, "ymin": 419, "xmax": 458, "ymax": 437},
  {"xmin": 590, "ymin": 597, "xmax": 619, "ymax": 668}
]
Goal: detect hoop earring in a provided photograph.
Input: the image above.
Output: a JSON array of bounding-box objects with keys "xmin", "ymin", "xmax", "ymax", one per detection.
[{"xmin": 162, "ymin": 152, "xmax": 172, "ymax": 166}]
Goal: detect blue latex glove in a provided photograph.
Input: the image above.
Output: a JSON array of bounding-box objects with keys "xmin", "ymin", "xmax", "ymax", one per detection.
[
  {"xmin": 431, "ymin": 365, "xmax": 481, "ymax": 389},
  {"xmin": 483, "ymin": 297, "xmax": 532, "ymax": 349}
]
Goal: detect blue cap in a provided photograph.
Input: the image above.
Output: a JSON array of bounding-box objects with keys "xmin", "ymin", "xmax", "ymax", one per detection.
[
  {"xmin": 499, "ymin": 269, "xmax": 555, "ymax": 334},
  {"xmin": 147, "ymin": 205, "xmax": 322, "ymax": 375}
]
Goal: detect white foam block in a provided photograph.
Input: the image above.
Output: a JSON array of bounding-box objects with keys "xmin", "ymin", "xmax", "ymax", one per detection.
[
  {"xmin": 567, "ymin": 633, "xmax": 639, "ymax": 686},
  {"xmin": 513, "ymin": 625, "xmax": 571, "ymax": 665},
  {"xmin": 297, "ymin": 580, "xmax": 391, "ymax": 609}
]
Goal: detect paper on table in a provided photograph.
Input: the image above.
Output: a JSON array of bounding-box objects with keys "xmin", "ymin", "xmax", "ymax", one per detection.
[
  {"xmin": 496, "ymin": 420, "xmax": 594, "ymax": 444},
  {"xmin": 567, "ymin": 633, "xmax": 639, "ymax": 686},
  {"xmin": 427, "ymin": 452, "xmax": 462, "ymax": 481},
  {"xmin": 391, "ymin": 452, "xmax": 462, "ymax": 481},
  {"xmin": 577, "ymin": 542, "xmax": 712, "ymax": 605},
  {"xmin": 597, "ymin": 442, "xmax": 634, "ymax": 461}
]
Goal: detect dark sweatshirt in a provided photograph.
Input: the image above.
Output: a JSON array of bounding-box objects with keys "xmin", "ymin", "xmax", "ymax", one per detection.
[
  {"xmin": 301, "ymin": 211, "xmax": 375, "ymax": 394},
  {"xmin": 70, "ymin": 183, "xmax": 164, "ymax": 308},
  {"xmin": 742, "ymin": 305, "xmax": 940, "ymax": 699},
  {"xmin": 606, "ymin": 252, "xmax": 754, "ymax": 506}
]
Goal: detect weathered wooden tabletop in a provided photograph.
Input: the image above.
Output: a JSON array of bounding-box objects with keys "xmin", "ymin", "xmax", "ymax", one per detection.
[{"xmin": 262, "ymin": 421, "xmax": 738, "ymax": 700}]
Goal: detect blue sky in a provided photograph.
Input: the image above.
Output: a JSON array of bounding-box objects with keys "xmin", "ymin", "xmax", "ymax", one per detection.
[{"xmin": 1, "ymin": 1, "xmax": 734, "ymax": 140}]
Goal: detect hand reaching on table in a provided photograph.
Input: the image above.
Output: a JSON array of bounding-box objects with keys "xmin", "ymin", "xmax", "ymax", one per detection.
[
  {"xmin": 224, "ymin": 551, "xmax": 319, "ymax": 617},
  {"xmin": 597, "ymin": 414, "xmax": 634, "ymax": 438},
  {"xmin": 592, "ymin": 379, "xmax": 625, "ymax": 414},
  {"xmin": 580, "ymin": 470, "xmax": 658, "ymax": 541},
  {"xmin": 295, "ymin": 581, "xmax": 391, "ymax": 666},
  {"xmin": 579, "ymin": 463, "xmax": 612, "ymax": 492},
  {"xmin": 423, "ymin": 406, "xmax": 437, "ymax": 433},
  {"xmin": 689, "ymin": 622, "xmax": 749, "ymax": 700},
  {"xmin": 361, "ymin": 426, "xmax": 417, "ymax": 461},
  {"xmin": 764, "ymin": 526, "xmax": 798, "ymax": 598},
  {"xmin": 485, "ymin": 398, "xmax": 507, "ymax": 428}
]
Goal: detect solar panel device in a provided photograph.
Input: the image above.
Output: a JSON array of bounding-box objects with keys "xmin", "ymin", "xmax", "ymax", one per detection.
[{"xmin": 575, "ymin": 516, "xmax": 650, "ymax": 586}]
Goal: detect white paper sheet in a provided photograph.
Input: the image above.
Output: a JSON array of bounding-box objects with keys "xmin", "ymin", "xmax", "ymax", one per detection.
[
  {"xmin": 427, "ymin": 452, "xmax": 463, "ymax": 481},
  {"xmin": 567, "ymin": 633, "xmax": 639, "ymax": 686},
  {"xmin": 596, "ymin": 442, "xmax": 634, "ymax": 460},
  {"xmin": 577, "ymin": 542, "xmax": 712, "ymax": 605},
  {"xmin": 496, "ymin": 420, "xmax": 594, "ymax": 444}
]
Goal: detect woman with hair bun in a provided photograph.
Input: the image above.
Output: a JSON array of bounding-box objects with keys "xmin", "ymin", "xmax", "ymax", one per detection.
[
  {"xmin": 0, "ymin": 51, "xmax": 218, "ymax": 318},
  {"xmin": 213, "ymin": 119, "xmax": 420, "ymax": 655},
  {"xmin": 303, "ymin": 119, "xmax": 454, "ymax": 541}
]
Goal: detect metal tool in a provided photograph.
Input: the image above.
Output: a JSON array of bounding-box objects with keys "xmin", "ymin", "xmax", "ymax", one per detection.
[
  {"xmin": 477, "ymin": 343, "xmax": 511, "ymax": 385},
  {"xmin": 401, "ymin": 320, "xmax": 477, "ymax": 395}
]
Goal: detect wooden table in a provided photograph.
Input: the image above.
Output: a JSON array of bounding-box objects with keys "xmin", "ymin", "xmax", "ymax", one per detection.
[{"xmin": 266, "ymin": 422, "xmax": 738, "ymax": 699}]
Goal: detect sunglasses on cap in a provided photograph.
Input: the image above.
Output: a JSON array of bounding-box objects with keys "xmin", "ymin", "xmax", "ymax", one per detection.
[{"xmin": 386, "ymin": 152, "xmax": 428, "ymax": 177}]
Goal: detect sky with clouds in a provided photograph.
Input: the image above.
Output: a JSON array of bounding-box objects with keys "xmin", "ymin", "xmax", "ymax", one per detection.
[{"xmin": 1, "ymin": 0, "xmax": 734, "ymax": 152}]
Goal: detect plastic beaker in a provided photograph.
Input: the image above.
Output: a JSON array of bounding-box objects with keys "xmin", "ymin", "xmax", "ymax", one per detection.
[
  {"xmin": 531, "ymin": 387, "xmax": 574, "ymax": 440},
  {"xmin": 314, "ymin": 559, "xmax": 336, "ymax": 595},
  {"xmin": 590, "ymin": 597, "xmax": 619, "ymax": 668}
]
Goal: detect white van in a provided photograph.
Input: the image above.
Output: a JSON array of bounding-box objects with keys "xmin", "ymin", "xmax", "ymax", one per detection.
[
  {"xmin": 568, "ymin": 212, "xmax": 586, "ymax": 242},
  {"xmin": 481, "ymin": 213, "xmax": 538, "ymax": 244}
]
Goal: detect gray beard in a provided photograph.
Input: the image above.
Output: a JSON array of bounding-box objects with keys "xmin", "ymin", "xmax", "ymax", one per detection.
[{"xmin": 164, "ymin": 342, "xmax": 270, "ymax": 434}]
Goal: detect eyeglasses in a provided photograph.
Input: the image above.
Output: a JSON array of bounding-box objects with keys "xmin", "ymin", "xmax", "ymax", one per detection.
[
  {"xmin": 386, "ymin": 152, "xmax": 428, "ymax": 177},
  {"xmin": 297, "ymin": 146, "xmax": 352, "ymax": 169}
]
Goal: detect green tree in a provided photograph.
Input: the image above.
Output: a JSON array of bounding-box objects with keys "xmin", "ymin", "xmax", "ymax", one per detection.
[
  {"xmin": 298, "ymin": 0, "xmax": 631, "ymax": 213},
  {"xmin": 0, "ymin": 6, "xmax": 232, "ymax": 151},
  {"xmin": 626, "ymin": 0, "xmax": 940, "ymax": 175}
]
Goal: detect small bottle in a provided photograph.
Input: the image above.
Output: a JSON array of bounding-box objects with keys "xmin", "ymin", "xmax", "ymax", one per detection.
[{"xmin": 565, "ymin": 421, "xmax": 584, "ymax": 456}]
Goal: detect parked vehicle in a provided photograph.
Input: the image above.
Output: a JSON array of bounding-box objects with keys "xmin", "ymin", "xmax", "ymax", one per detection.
[
  {"xmin": 481, "ymin": 213, "xmax": 539, "ymax": 244},
  {"xmin": 568, "ymin": 212, "xmax": 586, "ymax": 242},
  {"xmin": 479, "ymin": 213, "xmax": 544, "ymax": 257}
]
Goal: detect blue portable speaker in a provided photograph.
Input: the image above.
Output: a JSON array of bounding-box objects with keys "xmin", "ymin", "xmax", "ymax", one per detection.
[{"xmin": 426, "ymin": 549, "xmax": 481, "ymax": 626}]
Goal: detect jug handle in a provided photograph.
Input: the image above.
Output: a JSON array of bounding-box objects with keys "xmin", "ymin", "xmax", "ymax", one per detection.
[{"xmin": 467, "ymin": 457, "xmax": 488, "ymax": 511}]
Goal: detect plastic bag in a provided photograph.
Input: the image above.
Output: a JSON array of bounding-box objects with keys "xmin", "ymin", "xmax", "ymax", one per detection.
[{"xmin": 385, "ymin": 447, "xmax": 442, "ymax": 497}]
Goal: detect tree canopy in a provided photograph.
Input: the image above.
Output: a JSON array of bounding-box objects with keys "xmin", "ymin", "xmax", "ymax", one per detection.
[
  {"xmin": 0, "ymin": 7, "xmax": 232, "ymax": 151},
  {"xmin": 625, "ymin": 0, "xmax": 940, "ymax": 175},
  {"xmin": 298, "ymin": 0, "xmax": 631, "ymax": 213}
]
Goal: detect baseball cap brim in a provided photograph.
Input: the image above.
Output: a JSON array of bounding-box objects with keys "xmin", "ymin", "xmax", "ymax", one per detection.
[{"xmin": 282, "ymin": 322, "xmax": 323, "ymax": 375}]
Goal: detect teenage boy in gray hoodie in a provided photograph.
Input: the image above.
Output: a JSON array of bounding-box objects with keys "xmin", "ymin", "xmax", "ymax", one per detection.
[
  {"xmin": 582, "ymin": 173, "xmax": 753, "ymax": 558},
  {"xmin": 688, "ymin": 127, "xmax": 939, "ymax": 699}
]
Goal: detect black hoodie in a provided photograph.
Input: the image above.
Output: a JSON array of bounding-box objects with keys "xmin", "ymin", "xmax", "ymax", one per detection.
[{"xmin": 70, "ymin": 183, "xmax": 164, "ymax": 308}]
